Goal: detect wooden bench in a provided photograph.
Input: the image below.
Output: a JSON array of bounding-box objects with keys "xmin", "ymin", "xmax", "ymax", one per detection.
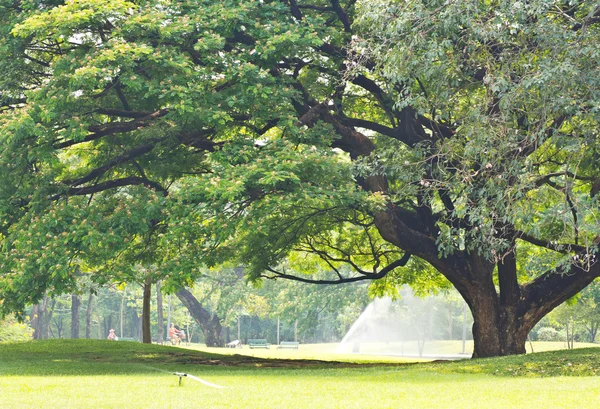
[
  {"xmin": 248, "ymin": 339, "xmax": 270, "ymax": 349},
  {"xmin": 119, "ymin": 337, "xmax": 135, "ymax": 342},
  {"xmin": 278, "ymin": 341, "xmax": 299, "ymax": 350}
]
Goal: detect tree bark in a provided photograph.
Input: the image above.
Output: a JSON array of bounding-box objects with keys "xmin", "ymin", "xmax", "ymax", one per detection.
[
  {"xmin": 156, "ymin": 281, "xmax": 164, "ymax": 344},
  {"xmin": 44, "ymin": 298, "xmax": 57, "ymax": 339},
  {"xmin": 85, "ymin": 292, "xmax": 94, "ymax": 339},
  {"xmin": 120, "ymin": 290, "xmax": 126, "ymax": 338},
  {"xmin": 71, "ymin": 294, "xmax": 80, "ymax": 339},
  {"xmin": 175, "ymin": 288, "xmax": 225, "ymax": 347},
  {"xmin": 142, "ymin": 277, "xmax": 152, "ymax": 343},
  {"xmin": 31, "ymin": 304, "xmax": 42, "ymax": 339},
  {"xmin": 32, "ymin": 295, "xmax": 53, "ymax": 339}
]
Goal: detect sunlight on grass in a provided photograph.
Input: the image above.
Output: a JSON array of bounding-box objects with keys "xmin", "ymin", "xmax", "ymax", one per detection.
[{"xmin": 178, "ymin": 340, "xmax": 599, "ymax": 362}]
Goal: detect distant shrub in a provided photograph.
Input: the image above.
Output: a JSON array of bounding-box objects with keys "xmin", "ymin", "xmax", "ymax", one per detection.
[
  {"xmin": 0, "ymin": 315, "xmax": 33, "ymax": 343},
  {"xmin": 536, "ymin": 327, "xmax": 562, "ymax": 342}
]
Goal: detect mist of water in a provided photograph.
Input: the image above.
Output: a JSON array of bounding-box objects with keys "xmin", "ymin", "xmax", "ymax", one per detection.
[
  {"xmin": 337, "ymin": 288, "xmax": 473, "ymax": 358},
  {"xmin": 186, "ymin": 374, "xmax": 227, "ymax": 389}
]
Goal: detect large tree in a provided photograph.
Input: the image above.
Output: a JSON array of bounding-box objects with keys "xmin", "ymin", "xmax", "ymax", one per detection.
[{"xmin": 1, "ymin": 0, "xmax": 599, "ymax": 357}]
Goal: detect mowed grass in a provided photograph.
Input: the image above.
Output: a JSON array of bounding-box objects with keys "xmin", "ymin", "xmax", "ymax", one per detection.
[
  {"xmin": 0, "ymin": 340, "xmax": 599, "ymax": 409},
  {"xmin": 181, "ymin": 340, "xmax": 599, "ymax": 361}
]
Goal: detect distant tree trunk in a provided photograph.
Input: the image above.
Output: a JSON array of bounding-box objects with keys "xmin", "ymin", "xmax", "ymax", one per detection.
[
  {"xmin": 85, "ymin": 293, "xmax": 94, "ymax": 339},
  {"xmin": 53, "ymin": 316, "xmax": 64, "ymax": 339},
  {"xmin": 32, "ymin": 295, "xmax": 52, "ymax": 339},
  {"xmin": 167, "ymin": 294, "xmax": 172, "ymax": 335},
  {"xmin": 142, "ymin": 277, "xmax": 152, "ymax": 343},
  {"xmin": 38, "ymin": 296, "xmax": 49, "ymax": 339},
  {"xmin": 156, "ymin": 281, "xmax": 164, "ymax": 344},
  {"xmin": 120, "ymin": 289, "xmax": 126, "ymax": 338},
  {"xmin": 31, "ymin": 304, "xmax": 40, "ymax": 339},
  {"xmin": 175, "ymin": 288, "xmax": 225, "ymax": 347},
  {"xmin": 71, "ymin": 294, "xmax": 80, "ymax": 338},
  {"xmin": 130, "ymin": 308, "xmax": 139, "ymax": 340},
  {"xmin": 588, "ymin": 322, "xmax": 599, "ymax": 343},
  {"xmin": 104, "ymin": 316, "xmax": 113, "ymax": 338},
  {"xmin": 44, "ymin": 298, "xmax": 57, "ymax": 339}
]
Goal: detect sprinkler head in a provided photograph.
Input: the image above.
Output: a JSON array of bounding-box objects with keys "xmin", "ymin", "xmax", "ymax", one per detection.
[{"xmin": 174, "ymin": 372, "xmax": 187, "ymax": 386}]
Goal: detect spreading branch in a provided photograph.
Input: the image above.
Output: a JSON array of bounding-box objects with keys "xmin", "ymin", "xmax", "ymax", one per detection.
[{"xmin": 262, "ymin": 252, "xmax": 411, "ymax": 284}]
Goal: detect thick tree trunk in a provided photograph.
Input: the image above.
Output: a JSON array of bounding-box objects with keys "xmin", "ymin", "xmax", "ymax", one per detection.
[
  {"xmin": 469, "ymin": 295, "xmax": 530, "ymax": 357},
  {"xmin": 71, "ymin": 294, "xmax": 80, "ymax": 339},
  {"xmin": 460, "ymin": 252, "xmax": 535, "ymax": 358},
  {"xmin": 156, "ymin": 281, "xmax": 164, "ymax": 344},
  {"xmin": 175, "ymin": 288, "xmax": 225, "ymax": 347},
  {"xmin": 85, "ymin": 293, "xmax": 94, "ymax": 339},
  {"xmin": 142, "ymin": 277, "xmax": 152, "ymax": 343}
]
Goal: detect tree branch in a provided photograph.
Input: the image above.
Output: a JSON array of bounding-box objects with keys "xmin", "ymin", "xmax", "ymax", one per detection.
[
  {"xmin": 517, "ymin": 231, "xmax": 586, "ymax": 253},
  {"xmin": 55, "ymin": 108, "xmax": 169, "ymax": 149},
  {"xmin": 262, "ymin": 252, "xmax": 411, "ymax": 284},
  {"xmin": 60, "ymin": 176, "xmax": 167, "ymax": 197},
  {"xmin": 61, "ymin": 137, "xmax": 167, "ymax": 187}
]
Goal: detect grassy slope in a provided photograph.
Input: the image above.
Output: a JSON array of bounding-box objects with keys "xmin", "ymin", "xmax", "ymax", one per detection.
[{"xmin": 0, "ymin": 340, "xmax": 599, "ymax": 409}]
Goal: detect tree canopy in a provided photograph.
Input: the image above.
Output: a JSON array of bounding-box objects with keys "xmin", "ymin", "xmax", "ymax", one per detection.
[{"xmin": 1, "ymin": 0, "xmax": 599, "ymax": 357}]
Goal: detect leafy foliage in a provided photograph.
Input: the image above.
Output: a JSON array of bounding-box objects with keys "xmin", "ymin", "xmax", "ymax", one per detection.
[
  {"xmin": 0, "ymin": 314, "xmax": 33, "ymax": 342},
  {"xmin": 1, "ymin": 0, "xmax": 600, "ymax": 357}
]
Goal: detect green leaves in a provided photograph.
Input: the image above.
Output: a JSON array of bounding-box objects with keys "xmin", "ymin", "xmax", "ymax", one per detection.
[{"xmin": 12, "ymin": 0, "xmax": 136, "ymax": 39}]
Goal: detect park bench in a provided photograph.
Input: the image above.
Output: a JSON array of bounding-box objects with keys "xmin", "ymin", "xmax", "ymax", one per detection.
[
  {"xmin": 226, "ymin": 340, "xmax": 242, "ymax": 348},
  {"xmin": 277, "ymin": 341, "xmax": 299, "ymax": 350},
  {"xmin": 248, "ymin": 339, "xmax": 270, "ymax": 349},
  {"xmin": 118, "ymin": 337, "xmax": 135, "ymax": 342}
]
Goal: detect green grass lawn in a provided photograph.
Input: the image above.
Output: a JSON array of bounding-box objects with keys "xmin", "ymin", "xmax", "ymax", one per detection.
[
  {"xmin": 180, "ymin": 340, "xmax": 598, "ymax": 361},
  {"xmin": 1, "ymin": 340, "xmax": 599, "ymax": 409}
]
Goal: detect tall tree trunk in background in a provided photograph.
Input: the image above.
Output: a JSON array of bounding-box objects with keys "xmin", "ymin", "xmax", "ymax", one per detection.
[
  {"xmin": 44, "ymin": 298, "xmax": 57, "ymax": 339},
  {"xmin": 142, "ymin": 277, "xmax": 152, "ymax": 343},
  {"xmin": 85, "ymin": 292, "xmax": 94, "ymax": 339},
  {"xmin": 175, "ymin": 288, "xmax": 225, "ymax": 347},
  {"xmin": 120, "ymin": 289, "xmax": 126, "ymax": 338},
  {"xmin": 130, "ymin": 309, "xmax": 139, "ymax": 340},
  {"xmin": 32, "ymin": 295, "xmax": 51, "ymax": 339},
  {"xmin": 156, "ymin": 281, "xmax": 164, "ymax": 344},
  {"xmin": 54, "ymin": 316, "xmax": 63, "ymax": 339},
  {"xmin": 31, "ymin": 304, "xmax": 41, "ymax": 339},
  {"xmin": 588, "ymin": 322, "xmax": 599, "ymax": 343},
  {"xmin": 71, "ymin": 294, "xmax": 80, "ymax": 339}
]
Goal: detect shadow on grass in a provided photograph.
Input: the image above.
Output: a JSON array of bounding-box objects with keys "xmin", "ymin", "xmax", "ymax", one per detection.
[
  {"xmin": 0, "ymin": 339, "xmax": 412, "ymax": 376},
  {"xmin": 423, "ymin": 347, "xmax": 600, "ymax": 377},
  {"xmin": 1, "ymin": 339, "xmax": 599, "ymax": 378}
]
